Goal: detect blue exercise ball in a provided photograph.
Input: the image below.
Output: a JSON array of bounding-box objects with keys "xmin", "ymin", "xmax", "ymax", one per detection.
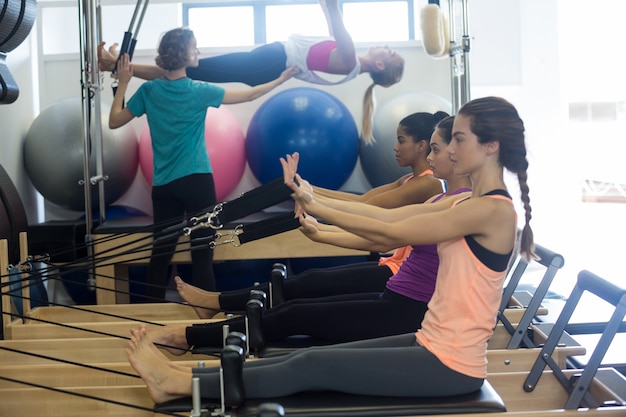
[
  {"xmin": 246, "ymin": 87, "xmax": 359, "ymax": 190},
  {"xmin": 360, "ymin": 92, "xmax": 452, "ymax": 187}
]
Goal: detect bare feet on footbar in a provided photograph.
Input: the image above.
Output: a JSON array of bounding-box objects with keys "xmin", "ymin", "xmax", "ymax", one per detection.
[
  {"xmin": 175, "ymin": 276, "xmax": 221, "ymax": 319},
  {"xmin": 147, "ymin": 324, "xmax": 191, "ymax": 356},
  {"xmin": 126, "ymin": 325, "xmax": 192, "ymax": 403}
]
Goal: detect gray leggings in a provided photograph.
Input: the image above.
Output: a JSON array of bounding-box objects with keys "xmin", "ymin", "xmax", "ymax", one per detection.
[{"xmin": 193, "ymin": 333, "xmax": 483, "ymax": 399}]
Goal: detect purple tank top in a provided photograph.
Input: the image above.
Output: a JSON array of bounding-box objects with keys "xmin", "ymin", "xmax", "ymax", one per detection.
[{"xmin": 385, "ymin": 187, "xmax": 471, "ymax": 302}]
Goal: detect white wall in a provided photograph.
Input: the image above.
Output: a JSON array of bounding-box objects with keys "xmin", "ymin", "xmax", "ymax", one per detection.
[
  {"xmin": 12, "ymin": 0, "xmax": 619, "ymax": 297},
  {"xmin": 0, "ymin": 0, "xmax": 538, "ymax": 224},
  {"xmin": 9, "ymin": 0, "xmax": 457, "ymax": 220}
]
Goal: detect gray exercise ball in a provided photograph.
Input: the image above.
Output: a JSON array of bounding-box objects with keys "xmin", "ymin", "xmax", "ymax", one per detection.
[
  {"xmin": 360, "ymin": 92, "xmax": 452, "ymax": 187},
  {"xmin": 24, "ymin": 97, "xmax": 138, "ymax": 212}
]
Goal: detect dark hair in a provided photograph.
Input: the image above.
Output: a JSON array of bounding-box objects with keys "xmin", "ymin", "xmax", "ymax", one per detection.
[
  {"xmin": 399, "ymin": 111, "xmax": 450, "ymax": 143},
  {"xmin": 155, "ymin": 27, "xmax": 195, "ymax": 71},
  {"xmin": 434, "ymin": 115, "xmax": 455, "ymax": 144},
  {"xmin": 457, "ymin": 96, "xmax": 535, "ymax": 260}
]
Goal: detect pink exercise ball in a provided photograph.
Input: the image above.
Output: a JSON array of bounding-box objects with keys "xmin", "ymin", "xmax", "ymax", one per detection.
[{"xmin": 138, "ymin": 106, "xmax": 246, "ymax": 201}]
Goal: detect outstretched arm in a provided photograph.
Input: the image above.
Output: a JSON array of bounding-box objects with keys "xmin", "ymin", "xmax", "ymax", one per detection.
[
  {"xmin": 314, "ymin": 174, "xmax": 443, "ymax": 208},
  {"xmin": 221, "ymin": 65, "xmax": 299, "ymax": 104},
  {"xmin": 98, "ymin": 42, "xmax": 166, "ymax": 80},
  {"xmin": 281, "ymin": 153, "xmax": 495, "ymax": 248},
  {"xmin": 321, "ymin": 0, "xmax": 357, "ymax": 73},
  {"xmin": 281, "ymin": 153, "xmax": 445, "ymax": 223},
  {"xmin": 298, "ymin": 214, "xmax": 392, "ymax": 252}
]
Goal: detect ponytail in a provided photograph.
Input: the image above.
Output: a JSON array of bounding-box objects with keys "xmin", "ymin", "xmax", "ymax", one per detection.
[
  {"xmin": 361, "ymin": 83, "xmax": 376, "ymax": 145},
  {"xmin": 517, "ymin": 170, "xmax": 536, "ymax": 261},
  {"xmin": 361, "ymin": 54, "xmax": 405, "ymax": 145}
]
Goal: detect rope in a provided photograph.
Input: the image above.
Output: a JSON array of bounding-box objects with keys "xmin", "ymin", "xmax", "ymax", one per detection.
[{"xmin": 0, "ymin": 375, "xmax": 188, "ymax": 417}]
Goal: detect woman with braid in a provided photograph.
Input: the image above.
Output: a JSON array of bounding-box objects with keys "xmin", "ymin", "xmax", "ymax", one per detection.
[
  {"xmin": 127, "ymin": 96, "xmax": 535, "ymax": 402},
  {"xmin": 143, "ymin": 115, "xmax": 467, "ymax": 353}
]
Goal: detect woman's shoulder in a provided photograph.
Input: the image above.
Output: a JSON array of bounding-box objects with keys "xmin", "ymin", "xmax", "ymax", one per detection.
[{"xmin": 403, "ymin": 173, "xmax": 443, "ymax": 191}]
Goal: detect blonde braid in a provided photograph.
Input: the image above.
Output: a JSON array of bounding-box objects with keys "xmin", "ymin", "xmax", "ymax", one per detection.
[{"xmin": 361, "ymin": 83, "xmax": 376, "ymax": 145}]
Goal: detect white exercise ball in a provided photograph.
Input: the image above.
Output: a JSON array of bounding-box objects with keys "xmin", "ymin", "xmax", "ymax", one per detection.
[
  {"xmin": 24, "ymin": 97, "xmax": 138, "ymax": 211},
  {"xmin": 360, "ymin": 92, "xmax": 452, "ymax": 187}
]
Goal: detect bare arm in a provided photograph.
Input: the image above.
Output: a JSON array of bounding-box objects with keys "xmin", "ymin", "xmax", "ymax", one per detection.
[
  {"xmin": 321, "ymin": 0, "xmax": 357, "ymax": 72},
  {"xmin": 312, "ymin": 175, "xmax": 442, "ymax": 208},
  {"xmin": 108, "ymin": 54, "xmax": 136, "ymax": 129},
  {"xmin": 281, "ymin": 152, "xmax": 516, "ymax": 250},
  {"xmin": 311, "ymin": 177, "xmax": 404, "ymax": 203},
  {"xmin": 221, "ymin": 66, "xmax": 299, "ymax": 104},
  {"xmin": 298, "ymin": 214, "xmax": 392, "ymax": 252},
  {"xmin": 306, "ymin": 178, "xmax": 451, "ymax": 222},
  {"xmin": 294, "ymin": 183, "xmax": 515, "ymax": 251},
  {"xmin": 358, "ymin": 176, "xmax": 443, "ymax": 208},
  {"xmin": 98, "ymin": 42, "xmax": 166, "ymax": 80},
  {"xmin": 282, "ymin": 153, "xmax": 449, "ymax": 221}
]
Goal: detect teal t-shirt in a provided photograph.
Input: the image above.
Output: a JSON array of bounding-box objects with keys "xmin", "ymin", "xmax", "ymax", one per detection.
[{"xmin": 127, "ymin": 78, "xmax": 226, "ymax": 186}]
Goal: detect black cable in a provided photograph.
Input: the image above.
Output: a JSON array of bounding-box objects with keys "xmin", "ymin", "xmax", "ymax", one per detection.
[
  {"xmin": 0, "ymin": 344, "xmax": 138, "ymax": 378},
  {"xmin": 0, "ymin": 375, "xmax": 188, "ymax": 417},
  {"xmin": 6, "ymin": 285, "xmax": 222, "ymax": 324}
]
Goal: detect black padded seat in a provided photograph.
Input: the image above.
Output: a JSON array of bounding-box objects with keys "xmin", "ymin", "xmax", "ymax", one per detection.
[{"xmin": 154, "ymin": 380, "xmax": 506, "ymax": 417}]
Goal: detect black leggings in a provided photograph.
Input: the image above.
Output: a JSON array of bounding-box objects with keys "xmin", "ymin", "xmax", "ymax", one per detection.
[
  {"xmin": 186, "ymin": 42, "xmax": 287, "ymax": 86},
  {"xmin": 186, "ymin": 289, "xmax": 428, "ymax": 347},
  {"xmin": 193, "ymin": 333, "xmax": 483, "ymax": 399},
  {"xmin": 219, "ymin": 261, "xmax": 393, "ymax": 312},
  {"xmin": 146, "ymin": 174, "xmax": 217, "ymax": 300}
]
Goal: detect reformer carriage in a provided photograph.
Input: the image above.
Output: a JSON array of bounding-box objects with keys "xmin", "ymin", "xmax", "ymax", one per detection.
[{"xmin": 2, "ymin": 213, "xmax": 626, "ymax": 417}]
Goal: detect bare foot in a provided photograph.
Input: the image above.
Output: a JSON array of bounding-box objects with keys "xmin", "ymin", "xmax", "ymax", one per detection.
[
  {"xmin": 147, "ymin": 324, "xmax": 191, "ymax": 356},
  {"xmin": 132, "ymin": 327, "xmax": 203, "ymax": 373},
  {"xmin": 97, "ymin": 41, "xmax": 118, "ymax": 72},
  {"xmin": 175, "ymin": 276, "xmax": 221, "ymax": 319},
  {"xmin": 126, "ymin": 325, "xmax": 192, "ymax": 403}
]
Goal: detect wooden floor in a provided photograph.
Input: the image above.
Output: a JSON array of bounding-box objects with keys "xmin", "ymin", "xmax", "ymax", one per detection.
[{"xmin": 1, "ymin": 302, "xmax": 625, "ymax": 417}]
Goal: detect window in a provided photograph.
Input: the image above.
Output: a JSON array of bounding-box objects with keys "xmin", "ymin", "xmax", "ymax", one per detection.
[
  {"xmin": 187, "ymin": 6, "xmax": 256, "ymax": 48},
  {"xmin": 184, "ymin": 0, "xmax": 422, "ymax": 47},
  {"xmin": 39, "ymin": 0, "xmax": 424, "ymax": 55}
]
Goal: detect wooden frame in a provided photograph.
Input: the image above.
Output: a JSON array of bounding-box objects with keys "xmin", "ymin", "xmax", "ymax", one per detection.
[{"xmin": 93, "ymin": 228, "xmax": 373, "ymax": 304}]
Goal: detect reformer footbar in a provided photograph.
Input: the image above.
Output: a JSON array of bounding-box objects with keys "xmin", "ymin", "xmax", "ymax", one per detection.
[
  {"xmin": 524, "ymin": 269, "xmax": 626, "ymax": 409},
  {"xmin": 497, "ymin": 241, "xmax": 565, "ymax": 349}
]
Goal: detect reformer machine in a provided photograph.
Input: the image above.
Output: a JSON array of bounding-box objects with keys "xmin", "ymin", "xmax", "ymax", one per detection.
[
  {"xmin": 1, "ymin": 176, "xmax": 303, "ymax": 337},
  {"xmin": 154, "ymin": 269, "xmax": 626, "ymax": 417},
  {"xmin": 189, "ymin": 240, "xmax": 573, "ymax": 360}
]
